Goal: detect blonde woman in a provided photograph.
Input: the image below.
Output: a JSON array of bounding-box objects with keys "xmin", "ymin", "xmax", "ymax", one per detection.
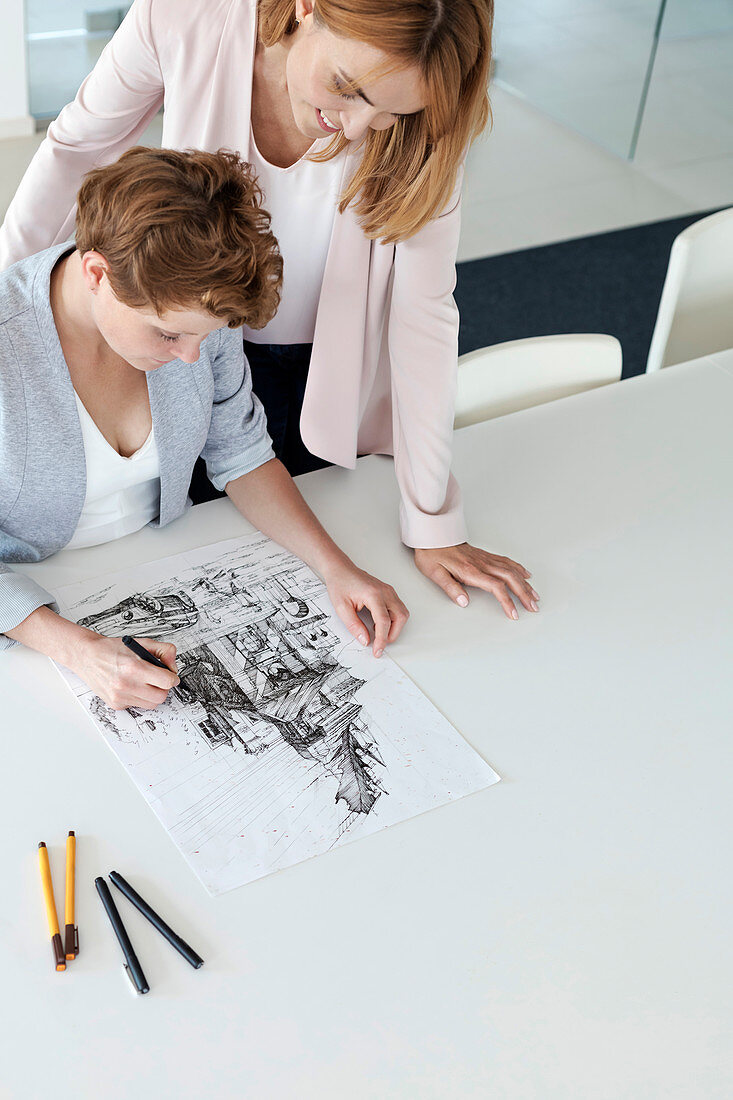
[{"xmin": 0, "ymin": 0, "xmax": 540, "ymax": 620}]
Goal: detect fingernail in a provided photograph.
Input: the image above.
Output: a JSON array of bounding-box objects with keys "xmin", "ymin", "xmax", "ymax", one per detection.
[
  {"xmin": 530, "ymin": 600, "xmax": 539, "ymax": 612},
  {"xmin": 374, "ymin": 649, "xmax": 383, "ymax": 659},
  {"xmin": 359, "ymin": 633, "xmax": 368, "ymax": 646},
  {"xmin": 456, "ymin": 595, "xmax": 469, "ymax": 607},
  {"xmin": 511, "ymin": 608, "xmax": 518, "ymax": 620},
  {"xmin": 531, "ymin": 588, "xmax": 540, "ymax": 600}
]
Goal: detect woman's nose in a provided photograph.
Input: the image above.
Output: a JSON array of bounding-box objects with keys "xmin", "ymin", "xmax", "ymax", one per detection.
[
  {"xmin": 178, "ymin": 340, "xmax": 202, "ymax": 364},
  {"xmin": 341, "ymin": 103, "xmax": 378, "ymax": 142},
  {"xmin": 341, "ymin": 104, "xmax": 397, "ymax": 141}
]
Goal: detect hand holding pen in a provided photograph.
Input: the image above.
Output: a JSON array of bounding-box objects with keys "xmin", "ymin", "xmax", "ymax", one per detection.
[
  {"xmin": 5, "ymin": 608, "xmax": 179, "ymax": 711},
  {"xmin": 76, "ymin": 633, "xmax": 180, "ymax": 711}
]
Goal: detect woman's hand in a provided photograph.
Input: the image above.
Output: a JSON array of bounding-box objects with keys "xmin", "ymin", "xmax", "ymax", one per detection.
[
  {"xmin": 6, "ymin": 607, "xmax": 180, "ymax": 710},
  {"xmin": 322, "ymin": 560, "xmax": 409, "ymax": 658},
  {"xmin": 225, "ymin": 460, "xmax": 409, "ymax": 654},
  {"xmin": 414, "ymin": 543, "xmax": 539, "ymax": 620},
  {"xmin": 74, "ymin": 633, "xmax": 179, "ymax": 710}
]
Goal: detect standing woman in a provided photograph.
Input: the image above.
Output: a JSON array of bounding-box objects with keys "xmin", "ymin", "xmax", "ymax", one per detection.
[{"xmin": 0, "ymin": 0, "xmax": 539, "ymax": 620}]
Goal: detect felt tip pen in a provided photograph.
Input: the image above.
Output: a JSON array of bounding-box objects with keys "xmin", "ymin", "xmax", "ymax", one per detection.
[
  {"xmin": 38, "ymin": 842, "xmax": 66, "ymax": 971},
  {"xmin": 121, "ymin": 635, "xmax": 175, "ymax": 673},
  {"xmin": 121, "ymin": 635, "xmax": 187, "ymax": 693},
  {"xmin": 95, "ymin": 877, "xmax": 149, "ymax": 994},
  {"xmin": 64, "ymin": 830, "xmax": 79, "ymax": 959},
  {"xmin": 109, "ymin": 871, "xmax": 204, "ymax": 970}
]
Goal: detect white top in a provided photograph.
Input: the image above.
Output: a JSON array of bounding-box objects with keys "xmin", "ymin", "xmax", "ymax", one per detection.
[
  {"xmin": 244, "ymin": 132, "xmax": 346, "ymax": 345},
  {"xmin": 66, "ymin": 393, "xmax": 161, "ymax": 549}
]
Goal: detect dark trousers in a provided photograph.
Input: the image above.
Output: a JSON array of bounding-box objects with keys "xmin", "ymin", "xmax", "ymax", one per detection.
[{"xmin": 189, "ymin": 339, "xmax": 329, "ymax": 505}]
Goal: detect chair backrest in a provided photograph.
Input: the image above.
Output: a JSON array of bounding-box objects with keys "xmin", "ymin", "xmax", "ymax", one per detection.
[
  {"xmin": 454, "ymin": 333, "xmax": 622, "ymax": 428},
  {"xmin": 646, "ymin": 207, "xmax": 733, "ymax": 372}
]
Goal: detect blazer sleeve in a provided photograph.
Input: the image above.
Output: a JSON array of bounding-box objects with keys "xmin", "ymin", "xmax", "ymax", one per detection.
[
  {"xmin": 387, "ymin": 169, "xmax": 467, "ymax": 549},
  {"xmin": 0, "ymin": 0, "xmax": 164, "ymax": 269},
  {"xmin": 201, "ymin": 328, "xmax": 275, "ymax": 491},
  {"xmin": 0, "ymin": 560, "xmax": 57, "ymax": 654}
]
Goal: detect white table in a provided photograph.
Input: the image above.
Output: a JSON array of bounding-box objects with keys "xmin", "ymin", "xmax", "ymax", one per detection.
[{"xmin": 3, "ymin": 354, "xmax": 732, "ymax": 1099}]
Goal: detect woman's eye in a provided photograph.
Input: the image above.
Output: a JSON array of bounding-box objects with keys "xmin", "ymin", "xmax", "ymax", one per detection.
[
  {"xmin": 160, "ymin": 334, "xmax": 179, "ymax": 343},
  {"xmin": 331, "ymin": 77, "xmax": 357, "ymax": 101}
]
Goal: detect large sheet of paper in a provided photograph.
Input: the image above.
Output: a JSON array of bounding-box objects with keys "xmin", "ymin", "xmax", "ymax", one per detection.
[{"xmin": 54, "ymin": 534, "xmax": 499, "ymax": 895}]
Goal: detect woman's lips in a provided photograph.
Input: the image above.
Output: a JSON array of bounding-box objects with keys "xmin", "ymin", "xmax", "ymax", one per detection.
[{"xmin": 316, "ymin": 107, "xmax": 341, "ymax": 133}]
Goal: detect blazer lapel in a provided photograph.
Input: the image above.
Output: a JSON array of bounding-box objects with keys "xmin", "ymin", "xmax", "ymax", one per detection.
[{"xmin": 302, "ymin": 150, "xmax": 394, "ymax": 467}]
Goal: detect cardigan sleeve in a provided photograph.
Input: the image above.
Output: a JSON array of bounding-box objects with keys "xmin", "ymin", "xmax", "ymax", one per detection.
[
  {"xmin": 0, "ymin": 561, "xmax": 57, "ymax": 653},
  {"xmin": 201, "ymin": 328, "xmax": 275, "ymax": 491},
  {"xmin": 0, "ymin": 318, "xmax": 58, "ymax": 651},
  {"xmin": 387, "ymin": 170, "xmax": 467, "ymax": 549},
  {"xmin": 0, "ymin": 0, "xmax": 164, "ymax": 269}
]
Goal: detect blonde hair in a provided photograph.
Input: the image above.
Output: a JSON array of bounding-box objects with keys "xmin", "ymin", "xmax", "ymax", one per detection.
[{"xmin": 258, "ymin": 0, "xmax": 493, "ymax": 243}]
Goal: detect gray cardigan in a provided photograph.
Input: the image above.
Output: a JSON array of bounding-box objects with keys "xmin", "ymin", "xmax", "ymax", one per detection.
[{"xmin": 0, "ymin": 242, "xmax": 274, "ymax": 650}]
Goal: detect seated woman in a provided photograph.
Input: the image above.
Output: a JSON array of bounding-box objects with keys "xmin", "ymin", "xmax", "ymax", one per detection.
[{"xmin": 0, "ymin": 146, "xmax": 407, "ymax": 709}]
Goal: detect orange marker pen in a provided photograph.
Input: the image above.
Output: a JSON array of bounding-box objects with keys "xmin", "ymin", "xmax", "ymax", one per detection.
[
  {"xmin": 38, "ymin": 842, "xmax": 65, "ymax": 971},
  {"xmin": 65, "ymin": 831, "xmax": 79, "ymax": 959}
]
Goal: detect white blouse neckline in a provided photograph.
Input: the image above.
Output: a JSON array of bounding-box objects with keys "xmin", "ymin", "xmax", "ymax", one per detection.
[{"xmin": 74, "ymin": 392, "xmax": 154, "ymax": 461}]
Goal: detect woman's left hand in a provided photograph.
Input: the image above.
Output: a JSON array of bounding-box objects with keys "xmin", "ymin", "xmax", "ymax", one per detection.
[{"xmin": 413, "ymin": 543, "xmax": 539, "ymax": 620}]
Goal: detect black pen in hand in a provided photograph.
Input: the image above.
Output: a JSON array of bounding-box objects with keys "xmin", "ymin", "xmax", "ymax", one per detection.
[{"xmin": 121, "ymin": 635, "xmax": 187, "ymax": 692}]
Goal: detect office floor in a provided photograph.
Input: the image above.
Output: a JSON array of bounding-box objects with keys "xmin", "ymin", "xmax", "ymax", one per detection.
[
  {"xmin": 458, "ymin": 85, "xmax": 732, "ymax": 260},
  {"xmin": 1, "ymin": 83, "xmax": 731, "ymax": 261}
]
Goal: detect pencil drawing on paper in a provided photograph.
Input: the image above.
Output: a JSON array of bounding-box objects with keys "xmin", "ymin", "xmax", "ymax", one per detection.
[{"xmin": 55, "ymin": 534, "xmax": 499, "ymax": 895}]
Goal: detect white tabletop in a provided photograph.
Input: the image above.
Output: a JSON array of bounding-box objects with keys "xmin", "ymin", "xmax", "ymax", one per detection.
[
  {"xmin": 3, "ymin": 355, "xmax": 732, "ymax": 1099},
  {"xmin": 705, "ymin": 347, "xmax": 733, "ymax": 378}
]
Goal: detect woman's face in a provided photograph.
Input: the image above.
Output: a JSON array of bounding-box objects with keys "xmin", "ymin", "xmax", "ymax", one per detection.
[
  {"xmin": 285, "ymin": 0, "xmax": 428, "ymax": 143},
  {"xmin": 84, "ymin": 256, "xmax": 222, "ymax": 372}
]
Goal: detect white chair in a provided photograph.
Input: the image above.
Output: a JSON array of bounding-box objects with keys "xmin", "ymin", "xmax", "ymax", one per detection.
[
  {"xmin": 454, "ymin": 333, "xmax": 622, "ymax": 428},
  {"xmin": 646, "ymin": 206, "xmax": 733, "ymax": 373}
]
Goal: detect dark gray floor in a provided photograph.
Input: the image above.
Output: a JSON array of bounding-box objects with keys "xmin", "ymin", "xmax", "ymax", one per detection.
[{"xmin": 455, "ymin": 209, "xmax": 720, "ymax": 378}]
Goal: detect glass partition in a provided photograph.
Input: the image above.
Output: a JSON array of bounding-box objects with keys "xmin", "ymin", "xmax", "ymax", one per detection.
[
  {"xmin": 634, "ymin": 0, "xmax": 733, "ymax": 164},
  {"xmin": 25, "ymin": 1, "xmax": 130, "ymax": 120},
  {"xmin": 492, "ymin": 0, "xmax": 667, "ymax": 159}
]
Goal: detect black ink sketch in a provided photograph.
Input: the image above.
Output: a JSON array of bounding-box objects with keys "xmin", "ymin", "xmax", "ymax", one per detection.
[
  {"xmin": 56, "ymin": 534, "xmax": 498, "ymax": 894},
  {"xmin": 79, "ymin": 592, "xmax": 198, "ymax": 636},
  {"xmin": 76, "ymin": 549, "xmax": 387, "ymax": 818}
]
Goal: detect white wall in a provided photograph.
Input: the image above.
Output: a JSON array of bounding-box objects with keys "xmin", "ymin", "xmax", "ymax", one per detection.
[{"xmin": 0, "ymin": 0, "xmax": 33, "ymax": 139}]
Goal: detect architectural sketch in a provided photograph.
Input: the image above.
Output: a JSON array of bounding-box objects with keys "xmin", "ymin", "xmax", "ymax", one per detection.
[{"xmin": 55, "ymin": 534, "xmax": 499, "ymax": 895}]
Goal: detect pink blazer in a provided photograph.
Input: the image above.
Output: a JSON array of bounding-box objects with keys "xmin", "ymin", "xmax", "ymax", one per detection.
[{"xmin": 0, "ymin": 0, "xmax": 467, "ymax": 548}]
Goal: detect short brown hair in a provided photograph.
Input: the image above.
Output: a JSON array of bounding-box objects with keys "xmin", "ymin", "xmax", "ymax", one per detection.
[{"xmin": 75, "ymin": 147, "xmax": 282, "ymax": 328}]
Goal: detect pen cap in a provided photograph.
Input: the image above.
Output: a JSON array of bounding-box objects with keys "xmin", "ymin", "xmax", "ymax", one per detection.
[
  {"xmin": 125, "ymin": 957, "xmax": 150, "ymax": 995},
  {"xmin": 52, "ymin": 933, "xmax": 66, "ymax": 971},
  {"xmin": 65, "ymin": 924, "xmax": 79, "ymax": 960}
]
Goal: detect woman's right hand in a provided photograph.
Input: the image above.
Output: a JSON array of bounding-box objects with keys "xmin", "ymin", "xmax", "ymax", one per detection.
[
  {"xmin": 5, "ymin": 607, "xmax": 179, "ymax": 711},
  {"xmin": 77, "ymin": 634, "xmax": 179, "ymax": 710}
]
